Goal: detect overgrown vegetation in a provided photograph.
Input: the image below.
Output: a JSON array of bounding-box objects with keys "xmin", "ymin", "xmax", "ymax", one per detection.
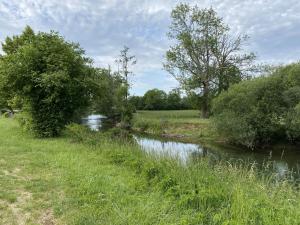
[
  {"xmin": 0, "ymin": 26, "xmax": 93, "ymax": 137},
  {"xmin": 1, "ymin": 118, "xmax": 300, "ymax": 224},
  {"xmin": 0, "ymin": 28, "xmax": 137, "ymax": 135},
  {"xmin": 213, "ymin": 63, "xmax": 300, "ymax": 149}
]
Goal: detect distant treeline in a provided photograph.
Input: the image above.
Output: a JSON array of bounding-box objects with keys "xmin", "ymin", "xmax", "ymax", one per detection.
[{"xmin": 129, "ymin": 89, "xmax": 198, "ymax": 110}]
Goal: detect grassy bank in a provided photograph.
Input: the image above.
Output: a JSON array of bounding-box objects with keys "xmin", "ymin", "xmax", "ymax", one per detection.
[
  {"xmin": 1, "ymin": 118, "xmax": 300, "ymax": 224},
  {"xmin": 133, "ymin": 110, "xmax": 219, "ymax": 143}
]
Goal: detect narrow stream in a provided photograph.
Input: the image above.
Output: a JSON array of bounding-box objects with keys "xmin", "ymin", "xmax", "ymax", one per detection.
[{"xmin": 82, "ymin": 114, "xmax": 300, "ymax": 180}]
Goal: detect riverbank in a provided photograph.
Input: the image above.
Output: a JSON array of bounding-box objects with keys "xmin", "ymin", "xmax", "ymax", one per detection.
[
  {"xmin": 1, "ymin": 118, "xmax": 300, "ymax": 224},
  {"xmin": 133, "ymin": 110, "xmax": 222, "ymax": 144},
  {"xmin": 133, "ymin": 110, "xmax": 300, "ymax": 152}
]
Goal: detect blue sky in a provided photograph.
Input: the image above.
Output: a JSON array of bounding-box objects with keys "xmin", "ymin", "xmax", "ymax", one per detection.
[{"xmin": 1, "ymin": 0, "xmax": 300, "ymax": 95}]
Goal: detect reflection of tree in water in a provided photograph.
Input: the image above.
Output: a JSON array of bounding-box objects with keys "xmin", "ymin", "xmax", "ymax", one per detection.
[
  {"xmin": 84, "ymin": 116, "xmax": 300, "ymax": 181},
  {"xmin": 100, "ymin": 118, "xmax": 115, "ymax": 131},
  {"xmin": 189, "ymin": 148, "xmax": 207, "ymax": 163},
  {"xmin": 190, "ymin": 147, "xmax": 222, "ymax": 165}
]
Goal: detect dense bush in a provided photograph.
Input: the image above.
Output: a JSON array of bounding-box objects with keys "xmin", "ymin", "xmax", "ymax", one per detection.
[
  {"xmin": 213, "ymin": 63, "xmax": 300, "ymax": 149},
  {"xmin": 286, "ymin": 103, "xmax": 300, "ymax": 141},
  {"xmin": 0, "ymin": 27, "xmax": 93, "ymax": 137}
]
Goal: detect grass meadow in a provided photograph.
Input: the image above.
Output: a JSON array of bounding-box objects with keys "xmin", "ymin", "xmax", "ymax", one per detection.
[
  {"xmin": 133, "ymin": 110, "xmax": 217, "ymax": 142},
  {"xmin": 0, "ymin": 118, "xmax": 300, "ymax": 224}
]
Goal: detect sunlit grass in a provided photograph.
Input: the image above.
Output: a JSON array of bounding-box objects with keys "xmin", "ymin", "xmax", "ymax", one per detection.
[
  {"xmin": 133, "ymin": 110, "xmax": 218, "ymax": 142},
  {"xmin": 0, "ymin": 118, "xmax": 299, "ymax": 224}
]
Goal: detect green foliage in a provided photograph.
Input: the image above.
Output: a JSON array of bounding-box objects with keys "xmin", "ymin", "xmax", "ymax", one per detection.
[
  {"xmin": 65, "ymin": 123, "xmax": 93, "ymax": 143},
  {"xmin": 167, "ymin": 88, "xmax": 182, "ymax": 110},
  {"xmin": 286, "ymin": 103, "xmax": 300, "ymax": 141},
  {"xmin": 128, "ymin": 95, "xmax": 145, "ymax": 110},
  {"xmin": 0, "ymin": 27, "xmax": 93, "ymax": 137},
  {"xmin": 15, "ymin": 112, "xmax": 33, "ymax": 133},
  {"xmin": 213, "ymin": 63, "xmax": 300, "ymax": 148},
  {"xmin": 164, "ymin": 4, "xmax": 255, "ymax": 118},
  {"xmin": 91, "ymin": 47, "xmax": 136, "ymax": 129},
  {"xmin": 143, "ymin": 89, "xmax": 167, "ymax": 110},
  {"xmin": 129, "ymin": 88, "xmax": 195, "ymax": 111},
  {"xmin": 91, "ymin": 69, "xmax": 122, "ymax": 117}
]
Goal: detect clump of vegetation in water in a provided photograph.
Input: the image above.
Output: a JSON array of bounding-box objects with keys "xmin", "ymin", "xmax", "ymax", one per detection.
[{"xmin": 213, "ymin": 63, "xmax": 300, "ymax": 149}]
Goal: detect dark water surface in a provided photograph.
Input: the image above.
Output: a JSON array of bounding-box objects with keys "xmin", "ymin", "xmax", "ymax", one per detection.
[{"xmin": 82, "ymin": 114, "xmax": 300, "ymax": 180}]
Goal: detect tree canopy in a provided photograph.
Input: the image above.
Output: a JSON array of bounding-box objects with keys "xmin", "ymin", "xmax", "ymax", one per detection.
[
  {"xmin": 164, "ymin": 4, "xmax": 255, "ymax": 118},
  {"xmin": 0, "ymin": 26, "xmax": 93, "ymax": 137}
]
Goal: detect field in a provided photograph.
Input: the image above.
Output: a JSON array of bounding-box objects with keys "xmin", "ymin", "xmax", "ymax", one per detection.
[
  {"xmin": 1, "ymin": 118, "xmax": 300, "ymax": 224},
  {"xmin": 133, "ymin": 110, "xmax": 218, "ymax": 143}
]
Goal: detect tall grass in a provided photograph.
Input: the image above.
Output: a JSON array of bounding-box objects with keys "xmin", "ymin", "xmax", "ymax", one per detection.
[
  {"xmin": 65, "ymin": 123, "xmax": 300, "ymax": 224},
  {"xmin": 1, "ymin": 118, "xmax": 299, "ymax": 224}
]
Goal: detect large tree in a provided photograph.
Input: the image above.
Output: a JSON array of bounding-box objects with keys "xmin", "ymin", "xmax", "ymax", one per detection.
[
  {"xmin": 0, "ymin": 26, "xmax": 93, "ymax": 137},
  {"xmin": 164, "ymin": 4, "xmax": 255, "ymax": 118}
]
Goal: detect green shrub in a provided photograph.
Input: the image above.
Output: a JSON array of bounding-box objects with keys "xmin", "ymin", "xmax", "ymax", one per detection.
[
  {"xmin": 0, "ymin": 27, "xmax": 92, "ymax": 137},
  {"xmin": 286, "ymin": 103, "xmax": 300, "ymax": 142},
  {"xmin": 106, "ymin": 127, "xmax": 133, "ymax": 142},
  {"xmin": 65, "ymin": 123, "xmax": 92, "ymax": 143},
  {"xmin": 213, "ymin": 63, "xmax": 300, "ymax": 148},
  {"xmin": 15, "ymin": 112, "xmax": 33, "ymax": 132}
]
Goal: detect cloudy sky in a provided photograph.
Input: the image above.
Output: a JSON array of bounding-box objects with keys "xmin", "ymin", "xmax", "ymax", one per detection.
[{"xmin": 0, "ymin": 0, "xmax": 300, "ymax": 95}]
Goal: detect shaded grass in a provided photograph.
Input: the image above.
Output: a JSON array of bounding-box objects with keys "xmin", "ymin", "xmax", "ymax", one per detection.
[{"xmin": 0, "ymin": 118, "xmax": 300, "ymax": 224}]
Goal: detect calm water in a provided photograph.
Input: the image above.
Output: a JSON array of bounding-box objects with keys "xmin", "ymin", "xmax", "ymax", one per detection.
[
  {"xmin": 81, "ymin": 114, "xmax": 107, "ymax": 131},
  {"xmin": 82, "ymin": 115, "xmax": 300, "ymax": 179}
]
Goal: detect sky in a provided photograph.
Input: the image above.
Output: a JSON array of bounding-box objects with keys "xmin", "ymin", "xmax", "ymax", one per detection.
[{"xmin": 0, "ymin": 0, "xmax": 300, "ymax": 96}]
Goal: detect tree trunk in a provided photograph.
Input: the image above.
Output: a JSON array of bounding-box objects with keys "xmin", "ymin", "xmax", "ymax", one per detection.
[{"xmin": 201, "ymin": 82, "xmax": 210, "ymax": 118}]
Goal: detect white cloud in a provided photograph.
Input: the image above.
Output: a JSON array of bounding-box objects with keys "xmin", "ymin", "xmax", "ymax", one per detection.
[{"xmin": 0, "ymin": 0, "xmax": 300, "ymax": 95}]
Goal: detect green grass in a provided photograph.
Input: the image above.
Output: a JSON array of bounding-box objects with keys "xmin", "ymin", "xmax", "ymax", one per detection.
[
  {"xmin": 135, "ymin": 110, "xmax": 202, "ymax": 123},
  {"xmin": 133, "ymin": 110, "xmax": 218, "ymax": 143},
  {"xmin": 0, "ymin": 118, "xmax": 300, "ymax": 224}
]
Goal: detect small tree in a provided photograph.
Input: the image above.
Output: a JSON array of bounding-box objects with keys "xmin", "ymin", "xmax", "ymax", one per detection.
[
  {"xmin": 115, "ymin": 46, "xmax": 137, "ymax": 100},
  {"xmin": 164, "ymin": 4, "xmax": 255, "ymax": 118},
  {"xmin": 115, "ymin": 46, "xmax": 137, "ymax": 128},
  {"xmin": 0, "ymin": 27, "xmax": 93, "ymax": 137}
]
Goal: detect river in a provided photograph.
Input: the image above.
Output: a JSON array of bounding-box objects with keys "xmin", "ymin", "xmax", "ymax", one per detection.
[{"xmin": 82, "ymin": 114, "xmax": 300, "ymax": 180}]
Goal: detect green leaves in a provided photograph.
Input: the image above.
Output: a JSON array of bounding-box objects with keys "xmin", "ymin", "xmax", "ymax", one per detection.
[
  {"xmin": 0, "ymin": 26, "xmax": 93, "ymax": 137},
  {"xmin": 165, "ymin": 4, "xmax": 255, "ymax": 117},
  {"xmin": 213, "ymin": 63, "xmax": 300, "ymax": 148}
]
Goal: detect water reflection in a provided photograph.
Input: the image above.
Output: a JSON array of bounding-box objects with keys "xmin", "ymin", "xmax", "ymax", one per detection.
[
  {"xmin": 82, "ymin": 114, "xmax": 300, "ymax": 180},
  {"xmin": 81, "ymin": 115, "xmax": 106, "ymax": 131},
  {"xmin": 134, "ymin": 136, "xmax": 203, "ymax": 162}
]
